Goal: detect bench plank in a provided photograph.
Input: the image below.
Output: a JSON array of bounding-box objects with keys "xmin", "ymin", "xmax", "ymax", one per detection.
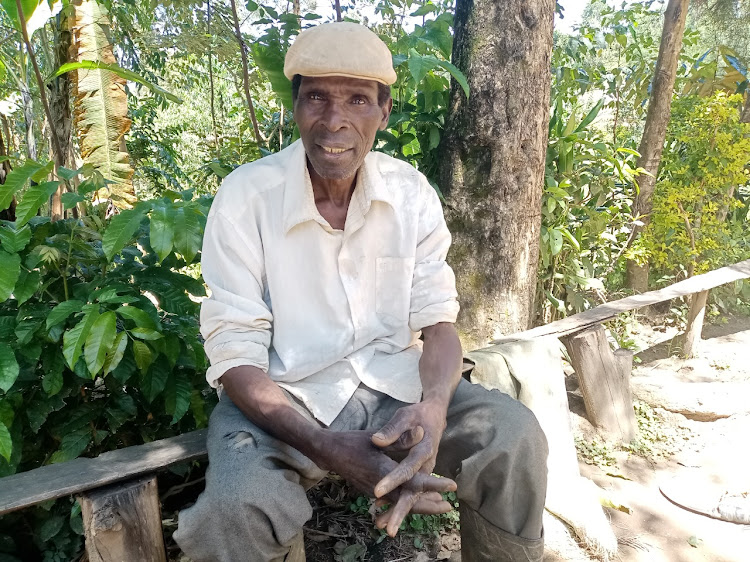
[
  {"xmin": 500, "ymin": 259, "xmax": 750, "ymax": 341},
  {"xmin": 0, "ymin": 429, "xmax": 207, "ymax": 516}
]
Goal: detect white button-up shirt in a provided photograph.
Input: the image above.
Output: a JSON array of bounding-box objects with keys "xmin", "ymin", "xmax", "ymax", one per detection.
[{"xmin": 200, "ymin": 140, "xmax": 459, "ymax": 425}]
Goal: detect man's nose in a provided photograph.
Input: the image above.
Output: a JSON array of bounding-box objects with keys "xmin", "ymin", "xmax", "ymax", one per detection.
[{"xmin": 321, "ymin": 102, "xmax": 347, "ymax": 132}]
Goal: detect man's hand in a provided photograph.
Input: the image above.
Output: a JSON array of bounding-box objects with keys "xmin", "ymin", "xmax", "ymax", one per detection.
[
  {"xmin": 321, "ymin": 429, "xmax": 455, "ymax": 536},
  {"xmin": 368, "ymin": 400, "xmax": 450, "ymax": 535}
]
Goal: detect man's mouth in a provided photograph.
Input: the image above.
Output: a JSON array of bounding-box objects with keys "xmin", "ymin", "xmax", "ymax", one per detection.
[{"xmin": 319, "ymin": 145, "xmax": 350, "ymax": 154}]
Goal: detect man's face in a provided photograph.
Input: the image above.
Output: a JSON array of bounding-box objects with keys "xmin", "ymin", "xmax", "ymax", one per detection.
[{"xmin": 294, "ymin": 76, "xmax": 391, "ymax": 181}]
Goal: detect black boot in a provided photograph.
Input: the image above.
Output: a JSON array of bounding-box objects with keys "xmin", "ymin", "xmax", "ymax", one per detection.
[{"xmin": 459, "ymin": 505, "xmax": 544, "ymax": 562}]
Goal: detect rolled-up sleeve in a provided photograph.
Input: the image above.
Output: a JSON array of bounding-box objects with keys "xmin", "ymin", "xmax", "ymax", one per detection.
[
  {"xmin": 200, "ymin": 204, "xmax": 272, "ymax": 388},
  {"xmin": 408, "ymin": 177, "xmax": 460, "ymax": 332}
]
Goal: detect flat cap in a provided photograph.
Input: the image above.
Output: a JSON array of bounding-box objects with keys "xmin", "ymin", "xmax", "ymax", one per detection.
[{"xmin": 284, "ymin": 22, "xmax": 397, "ymax": 85}]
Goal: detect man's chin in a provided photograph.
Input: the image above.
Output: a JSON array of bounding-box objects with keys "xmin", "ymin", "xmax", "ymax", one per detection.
[{"xmin": 308, "ymin": 159, "xmax": 360, "ymax": 181}]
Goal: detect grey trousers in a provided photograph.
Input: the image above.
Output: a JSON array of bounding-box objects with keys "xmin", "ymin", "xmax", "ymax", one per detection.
[{"xmin": 174, "ymin": 379, "xmax": 548, "ymax": 562}]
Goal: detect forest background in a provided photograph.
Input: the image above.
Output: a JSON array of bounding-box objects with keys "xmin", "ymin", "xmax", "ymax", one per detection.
[{"xmin": 0, "ymin": 0, "xmax": 748, "ymax": 559}]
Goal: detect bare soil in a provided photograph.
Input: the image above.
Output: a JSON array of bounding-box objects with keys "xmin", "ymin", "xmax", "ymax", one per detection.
[{"xmin": 568, "ymin": 314, "xmax": 750, "ymax": 562}]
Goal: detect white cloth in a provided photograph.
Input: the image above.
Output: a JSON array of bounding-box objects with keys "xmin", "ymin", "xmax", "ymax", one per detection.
[{"xmin": 200, "ymin": 140, "xmax": 459, "ymax": 425}]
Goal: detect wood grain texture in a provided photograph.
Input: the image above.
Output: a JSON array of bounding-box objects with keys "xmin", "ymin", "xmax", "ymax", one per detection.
[
  {"xmin": 681, "ymin": 289, "xmax": 709, "ymax": 358},
  {"xmin": 80, "ymin": 475, "xmax": 167, "ymax": 562},
  {"xmin": 0, "ymin": 429, "xmax": 206, "ymax": 515},
  {"xmin": 502, "ymin": 259, "xmax": 750, "ymax": 341},
  {"xmin": 562, "ymin": 326, "xmax": 636, "ymax": 442}
]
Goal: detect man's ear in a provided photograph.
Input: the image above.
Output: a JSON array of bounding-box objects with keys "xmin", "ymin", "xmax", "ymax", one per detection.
[{"xmin": 379, "ymin": 98, "xmax": 393, "ymax": 131}]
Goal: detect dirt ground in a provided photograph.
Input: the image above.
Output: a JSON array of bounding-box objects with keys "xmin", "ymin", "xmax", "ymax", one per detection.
[
  {"xmin": 566, "ymin": 314, "xmax": 750, "ymax": 562},
  {"xmin": 168, "ymin": 315, "xmax": 750, "ymax": 561}
]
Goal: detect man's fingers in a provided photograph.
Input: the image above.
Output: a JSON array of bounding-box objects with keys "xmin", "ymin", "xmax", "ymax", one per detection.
[
  {"xmin": 373, "ymin": 443, "xmax": 432, "ymax": 498},
  {"xmin": 385, "ymin": 492, "xmax": 418, "ymax": 537},
  {"xmin": 411, "ymin": 497, "xmax": 452, "ymax": 515},
  {"xmin": 379, "ymin": 426, "xmax": 424, "ymax": 452},
  {"xmin": 371, "ymin": 414, "xmax": 413, "ymax": 447}
]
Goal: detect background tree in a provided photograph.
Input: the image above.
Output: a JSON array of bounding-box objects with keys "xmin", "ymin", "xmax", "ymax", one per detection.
[
  {"xmin": 625, "ymin": 0, "xmax": 689, "ymax": 292},
  {"xmin": 439, "ymin": 0, "xmax": 555, "ymax": 348}
]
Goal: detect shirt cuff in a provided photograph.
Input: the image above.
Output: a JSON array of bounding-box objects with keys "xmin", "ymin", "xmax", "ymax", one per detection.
[{"xmin": 409, "ymin": 301, "xmax": 460, "ymax": 333}]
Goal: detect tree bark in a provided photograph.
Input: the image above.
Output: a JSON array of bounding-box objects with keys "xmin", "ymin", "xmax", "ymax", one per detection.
[
  {"xmin": 625, "ymin": 0, "xmax": 690, "ymax": 293},
  {"xmin": 48, "ymin": 8, "xmax": 74, "ymax": 219},
  {"xmin": 438, "ymin": 0, "xmax": 554, "ymax": 349},
  {"xmin": 740, "ymin": 91, "xmax": 750, "ymax": 123}
]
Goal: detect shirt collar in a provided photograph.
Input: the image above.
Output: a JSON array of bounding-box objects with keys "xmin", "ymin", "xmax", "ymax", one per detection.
[{"xmin": 282, "ymin": 140, "xmax": 396, "ymax": 234}]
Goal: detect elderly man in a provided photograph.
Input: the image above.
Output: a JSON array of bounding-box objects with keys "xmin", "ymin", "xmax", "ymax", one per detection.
[{"xmin": 174, "ymin": 22, "xmax": 547, "ymax": 562}]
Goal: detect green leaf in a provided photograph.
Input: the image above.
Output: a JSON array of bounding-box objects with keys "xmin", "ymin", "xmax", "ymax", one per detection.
[
  {"xmin": 150, "ymin": 202, "xmax": 175, "ymax": 262},
  {"xmin": 574, "ymin": 99, "xmax": 604, "ymax": 133},
  {"xmin": 251, "ymin": 43, "xmax": 293, "ymax": 110},
  {"xmin": 141, "ymin": 357, "xmax": 169, "ymax": 402},
  {"xmin": 164, "ymin": 372, "xmax": 191, "ymax": 424},
  {"xmin": 163, "ymin": 334, "xmax": 181, "ymax": 368},
  {"xmin": 13, "ymin": 269, "xmax": 39, "ymax": 304},
  {"xmin": 56, "ymin": 166, "xmax": 79, "ymax": 181},
  {"xmin": 42, "ymin": 356, "xmax": 64, "ymax": 396},
  {"xmin": 549, "ymin": 229, "xmax": 563, "ymax": 256},
  {"xmin": 0, "ymin": 159, "xmax": 46, "ymax": 212},
  {"xmin": 0, "ymin": 0, "xmax": 40, "ymax": 29},
  {"xmin": 84, "ymin": 311, "xmax": 117, "ymax": 377},
  {"xmin": 46, "ymin": 300, "xmax": 85, "ymax": 330},
  {"xmin": 407, "ymin": 49, "xmax": 438, "ymax": 85},
  {"xmin": 410, "ymin": 4, "xmax": 437, "ymax": 16},
  {"xmin": 0, "ymin": 343, "xmax": 19, "ymax": 393},
  {"xmin": 102, "ymin": 206, "xmax": 148, "ymax": 261},
  {"xmin": 0, "ymin": 250, "xmax": 21, "ymax": 301},
  {"xmin": 102, "ymin": 331, "xmax": 127, "ymax": 375},
  {"xmin": 173, "ymin": 205, "xmax": 203, "ymax": 264},
  {"xmin": 0, "ymin": 223, "xmax": 32, "ymax": 253},
  {"xmin": 435, "ymin": 59, "xmax": 470, "ymax": 99},
  {"xmin": 62, "ymin": 308, "xmax": 100, "ymax": 369},
  {"xmin": 0, "ymin": 422, "xmax": 11, "ymax": 462},
  {"xmin": 39, "ymin": 514, "xmax": 65, "ymax": 542},
  {"xmin": 49, "ymin": 428, "xmax": 91, "ymax": 464},
  {"xmin": 0, "ymin": 399, "xmax": 14, "ymax": 427},
  {"xmin": 61, "ymin": 192, "xmax": 85, "ymax": 209},
  {"xmin": 48, "ymin": 61, "xmax": 182, "ymax": 104},
  {"xmin": 15, "ymin": 182, "xmax": 60, "ymax": 227},
  {"xmin": 132, "ymin": 340, "xmax": 153, "ymax": 373},
  {"xmin": 116, "ymin": 305, "xmax": 158, "ymax": 330},
  {"xmin": 14, "ymin": 319, "xmax": 39, "ymax": 346},
  {"xmin": 130, "ymin": 327, "xmax": 164, "ymax": 341}
]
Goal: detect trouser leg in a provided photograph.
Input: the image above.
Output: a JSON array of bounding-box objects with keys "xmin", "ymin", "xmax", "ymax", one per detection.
[
  {"xmin": 433, "ymin": 379, "xmax": 549, "ymax": 541},
  {"xmin": 351, "ymin": 379, "xmax": 548, "ymax": 555},
  {"xmin": 173, "ymin": 394, "xmax": 327, "ymax": 562}
]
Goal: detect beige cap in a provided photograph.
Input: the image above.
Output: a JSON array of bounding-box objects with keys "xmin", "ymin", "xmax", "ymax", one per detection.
[{"xmin": 284, "ymin": 22, "xmax": 397, "ymax": 85}]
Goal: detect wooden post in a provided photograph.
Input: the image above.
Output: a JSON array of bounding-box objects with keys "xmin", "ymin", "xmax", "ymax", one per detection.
[
  {"xmin": 562, "ymin": 325, "xmax": 636, "ymax": 443},
  {"xmin": 79, "ymin": 475, "xmax": 167, "ymax": 562},
  {"xmin": 681, "ymin": 289, "xmax": 709, "ymax": 358}
]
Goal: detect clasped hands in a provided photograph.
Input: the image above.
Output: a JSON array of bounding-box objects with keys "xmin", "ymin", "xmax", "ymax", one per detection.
[{"xmin": 327, "ymin": 401, "xmax": 457, "ymax": 537}]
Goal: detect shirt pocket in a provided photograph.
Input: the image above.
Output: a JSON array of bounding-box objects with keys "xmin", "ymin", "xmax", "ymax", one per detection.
[{"xmin": 375, "ymin": 257, "xmax": 415, "ymax": 328}]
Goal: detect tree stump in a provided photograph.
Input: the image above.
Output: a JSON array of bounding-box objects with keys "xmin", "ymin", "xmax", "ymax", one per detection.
[
  {"xmin": 562, "ymin": 325, "xmax": 636, "ymax": 443},
  {"xmin": 79, "ymin": 475, "xmax": 167, "ymax": 562}
]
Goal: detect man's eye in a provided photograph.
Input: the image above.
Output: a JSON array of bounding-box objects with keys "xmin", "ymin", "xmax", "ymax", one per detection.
[
  {"xmin": 308, "ymin": 93, "xmax": 324, "ymax": 101},
  {"xmin": 352, "ymin": 97, "xmax": 367, "ymax": 105}
]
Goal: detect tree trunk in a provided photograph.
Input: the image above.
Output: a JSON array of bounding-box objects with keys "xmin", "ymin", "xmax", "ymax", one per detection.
[
  {"xmin": 741, "ymin": 91, "xmax": 750, "ymax": 123},
  {"xmin": 438, "ymin": 0, "xmax": 554, "ymax": 349},
  {"xmin": 625, "ymin": 0, "xmax": 689, "ymax": 293},
  {"xmin": 48, "ymin": 9, "xmax": 74, "ymax": 219},
  {"xmin": 20, "ymin": 81, "xmax": 37, "ymax": 161}
]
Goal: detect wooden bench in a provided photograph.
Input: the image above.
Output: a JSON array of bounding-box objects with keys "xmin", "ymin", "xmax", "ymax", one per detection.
[
  {"xmin": 2, "ymin": 258, "xmax": 749, "ymax": 560},
  {"xmin": 0, "ymin": 430, "xmax": 207, "ymax": 561}
]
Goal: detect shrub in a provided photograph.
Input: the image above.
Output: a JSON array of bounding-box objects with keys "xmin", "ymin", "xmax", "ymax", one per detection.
[{"xmin": 0, "ymin": 162, "xmax": 215, "ymax": 559}]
